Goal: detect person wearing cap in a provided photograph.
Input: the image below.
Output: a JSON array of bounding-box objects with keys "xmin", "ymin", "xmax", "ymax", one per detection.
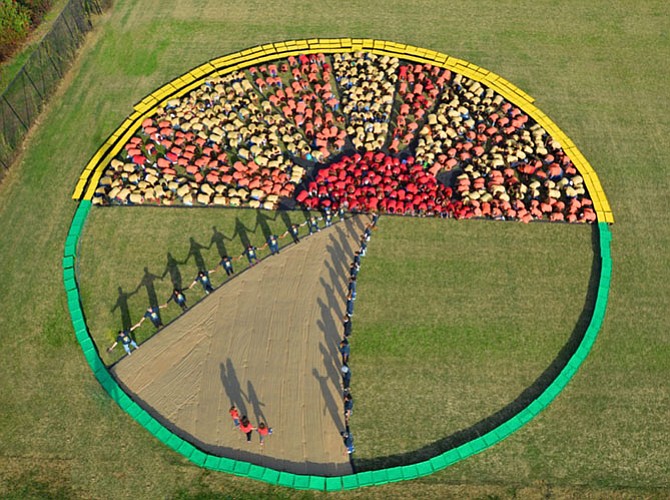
[{"xmin": 341, "ymin": 364, "xmax": 351, "ymax": 390}]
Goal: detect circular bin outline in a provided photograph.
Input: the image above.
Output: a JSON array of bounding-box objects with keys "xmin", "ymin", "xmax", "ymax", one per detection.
[{"xmin": 64, "ymin": 39, "xmax": 613, "ymax": 491}]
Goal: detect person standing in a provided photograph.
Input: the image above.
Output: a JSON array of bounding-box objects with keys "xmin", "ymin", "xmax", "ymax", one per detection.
[
  {"xmin": 344, "ymin": 392, "xmax": 354, "ymax": 425},
  {"xmin": 348, "ymin": 276, "xmax": 357, "ymax": 300},
  {"xmin": 144, "ymin": 305, "xmax": 164, "ymax": 328},
  {"xmin": 341, "ymin": 427, "xmax": 355, "ymax": 455},
  {"xmin": 257, "ymin": 422, "xmax": 272, "ymax": 447},
  {"xmin": 220, "ymin": 255, "xmax": 235, "ymax": 276},
  {"xmin": 246, "ymin": 244, "xmax": 259, "ymax": 266},
  {"xmin": 309, "ymin": 216, "xmax": 320, "ymax": 234},
  {"xmin": 343, "ymin": 314, "xmax": 352, "ymax": 337},
  {"xmin": 194, "ymin": 270, "xmax": 214, "ymax": 294},
  {"xmin": 289, "ymin": 223, "xmax": 300, "ymax": 243},
  {"xmin": 107, "ymin": 329, "xmax": 139, "ymax": 356},
  {"xmin": 346, "ymin": 292, "xmax": 354, "ymax": 317},
  {"xmin": 168, "ymin": 288, "xmax": 188, "ymax": 311},
  {"xmin": 229, "ymin": 405, "xmax": 240, "ymax": 428},
  {"xmin": 239, "ymin": 416, "xmax": 255, "ymax": 443},
  {"xmin": 267, "ymin": 234, "xmax": 280, "ymax": 255},
  {"xmin": 341, "ymin": 364, "xmax": 351, "ymax": 390},
  {"xmin": 324, "ymin": 210, "xmax": 332, "ymax": 227},
  {"xmin": 339, "ymin": 338, "xmax": 350, "ymax": 364}
]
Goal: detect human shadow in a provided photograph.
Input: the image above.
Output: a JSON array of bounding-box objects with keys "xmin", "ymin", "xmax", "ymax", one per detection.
[
  {"xmin": 353, "ymin": 223, "xmax": 604, "ymax": 471},
  {"xmin": 111, "ymin": 286, "xmax": 134, "ymax": 331},
  {"xmin": 246, "ymin": 381, "xmax": 267, "ymax": 425},
  {"xmin": 219, "ymin": 359, "xmax": 248, "ymax": 417},
  {"xmin": 233, "ymin": 217, "xmax": 252, "ymax": 248},
  {"xmin": 164, "ymin": 252, "xmax": 182, "ymax": 289},
  {"xmin": 316, "ymin": 296, "xmax": 341, "ymax": 363},
  {"xmin": 138, "ymin": 266, "xmax": 162, "ymax": 309},
  {"xmin": 255, "ymin": 210, "xmax": 275, "ymax": 241},
  {"xmin": 187, "ymin": 237, "xmax": 208, "ymax": 272},
  {"xmin": 210, "ymin": 226, "xmax": 229, "ymax": 259},
  {"xmin": 312, "ymin": 365, "xmax": 344, "ymax": 432},
  {"xmin": 279, "ymin": 211, "xmax": 295, "ymax": 235}
]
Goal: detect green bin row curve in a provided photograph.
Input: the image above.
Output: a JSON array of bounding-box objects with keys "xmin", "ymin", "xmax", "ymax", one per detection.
[{"xmin": 63, "ymin": 199, "xmax": 612, "ymax": 491}]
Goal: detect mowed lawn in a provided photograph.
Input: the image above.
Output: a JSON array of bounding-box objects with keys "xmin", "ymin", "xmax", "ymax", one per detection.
[{"xmin": 0, "ymin": 0, "xmax": 668, "ymax": 498}]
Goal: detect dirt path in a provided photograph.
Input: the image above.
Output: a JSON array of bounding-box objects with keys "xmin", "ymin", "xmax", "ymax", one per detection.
[{"xmin": 112, "ymin": 215, "xmax": 369, "ymax": 476}]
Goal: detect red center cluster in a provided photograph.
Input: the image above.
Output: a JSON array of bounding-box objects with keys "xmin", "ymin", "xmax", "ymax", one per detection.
[{"xmin": 296, "ymin": 152, "xmax": 458, "ymax": 215}]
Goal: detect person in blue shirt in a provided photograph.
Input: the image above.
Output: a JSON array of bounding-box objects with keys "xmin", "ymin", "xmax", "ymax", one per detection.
[
  {"xmin": 324, "ymin": 210, "xmax": 332, "ymax": 227},
  {"xmin": 341, "ymin": 364, "xmax": 351, "ymax": 390},
  {"xmin": 169, "ymin": 288, "xmax": 188, "ymax": 311},
  {"xmin": 343, "ymin": 314, "xmax": 352, "ymax": 337},
  {"xmin": 107, "ymin": 329, "xmax": 139, "ymax": 356},
  {"xmin": 246, "ymin": 244, "xmax": 259, "ymax": 266},
  {"xmin": 309, "ymin": 216, "xmax": 320, "ymax": 234},
  {"xmin": 289, "ymin": 224, "xmax": 300, "ymax": 243},
  {"xmin": 348, "ymin": 276, "xmax": 357, "ymax": 300},
  {"xmin": 267, "ymin": 234, "xmax": 280, "ymax": 255},
  {"xmin": 339, "ymin": 338, "xmax": 350, "ymax": 364},
  {"xmin": 144, "ymin": 305, "xmax": 164, "ymax": 328},
  {"xmin": 344, "ymin": 392, "xmax": 354, "ymax": 424},
  {"xmin": 220, "ymin": 255, "xmax": 234, "ymax": 276},
  {"xmin": 341, "ymin": 427, "xmax": 354, "ymax": 455},
  {"xmin": 193, "ymin": 270, "xmax": 214, "ymax": 294}
]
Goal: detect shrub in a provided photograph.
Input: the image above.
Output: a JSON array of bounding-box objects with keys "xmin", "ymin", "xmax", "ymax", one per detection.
[{"xmin": 0, "ymin": 0, "xmax": 31, "ymax": 61}]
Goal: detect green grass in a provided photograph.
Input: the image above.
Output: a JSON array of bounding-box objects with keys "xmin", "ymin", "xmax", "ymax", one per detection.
[
  {"xmin": 351, "ymin": 218, "xmax": 592, "ymax": 468},
  {"xmin": 0, "ymin": 0, "xmax": 668, "ymax": 497}
]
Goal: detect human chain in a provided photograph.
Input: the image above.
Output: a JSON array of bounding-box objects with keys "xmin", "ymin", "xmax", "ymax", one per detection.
[
  {"xmin": 339, "ymin": 212, "xmax": 379, "ymax": 457},
  {"xmin": 108, "ymin": 209, "xmax": 349, "ymax": 356}
]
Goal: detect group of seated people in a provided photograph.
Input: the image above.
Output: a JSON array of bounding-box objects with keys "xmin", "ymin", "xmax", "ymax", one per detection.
[
  {"xmin": 93, "ymin": 70, "xmax": 310, "ymax": 207},
  {"xmin": 92, "ymin": 51, "xmax": 595, "ymax": 223},
  {"xmin": 249, "ymin": 53, "xmax": 348, "ymax": 162},
  {"xmin": 333, "ymin": 52, "xmax": 398, "ymax": 152},
  {"xmin": 296, "ymin": 152, "xmax": 456, "ymax": 215}
]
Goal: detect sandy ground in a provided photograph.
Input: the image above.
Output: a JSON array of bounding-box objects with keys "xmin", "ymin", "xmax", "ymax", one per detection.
[{"xmin": 112, "ymin": 215, "xmax": 369, "ymax": 476}]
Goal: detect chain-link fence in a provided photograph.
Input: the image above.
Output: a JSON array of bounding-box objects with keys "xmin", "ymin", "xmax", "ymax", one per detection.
[{"xmin": 0, "ymin": 0, "xmax": 109, "ymax": 173}]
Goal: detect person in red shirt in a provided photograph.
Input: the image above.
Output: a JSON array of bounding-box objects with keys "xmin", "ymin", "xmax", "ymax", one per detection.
[
  {"xmin": 239, "ymin": 416, "xmax": 255, "ymax": 443},
  {"xmin": 229, "ymin": 405, "xmax": 240, "ymax": 428},
  {"xmin": 257, "ymin": 422, "xmax": 272, "ymax": 447}
]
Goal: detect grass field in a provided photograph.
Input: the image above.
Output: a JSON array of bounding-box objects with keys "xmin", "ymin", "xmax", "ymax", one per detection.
[{"xmin": 0, "ymin": 0, "xmax": 669, "ymax": 498}]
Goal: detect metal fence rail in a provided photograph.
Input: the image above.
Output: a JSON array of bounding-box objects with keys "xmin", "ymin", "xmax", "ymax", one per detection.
[{"xmin": 0, "ymin": 0, "xmax": 107, "ymax": 173}]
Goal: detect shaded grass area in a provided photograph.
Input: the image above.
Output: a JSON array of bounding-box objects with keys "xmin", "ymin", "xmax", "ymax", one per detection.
[
  {"xmin": 0, "ymin": 0, "xmax": 668, "ymax": 497},
  {"xmin": 78, "ymin": 206, "xmax": 317, "ymax": 364},
  {"xmin": 350, "ymin": 218, "xmax": 592, "ymax": 468}
]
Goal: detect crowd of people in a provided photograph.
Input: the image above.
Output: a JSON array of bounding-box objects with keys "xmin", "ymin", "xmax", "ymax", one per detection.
[
  {"xmin": 333, "ymin": 52, "xmax": 397, "ymax": 152},
  {"xmin": 296, "ymin": 151, "xmax": 456, "ymax": 215},
  {"xmin": 93, "ymin": 70, "xmax": 308, "ymax": 208},
  {"xmin": 249, "ymin": 53, "xmax": 347, "ymax": 162},
  {"xmin": 338, "ymin": 213, "xmax": 379, "ymax": 457},
  {"xmin": 92, "ymin": 51, "xmax": 595, "ymax": 223}
]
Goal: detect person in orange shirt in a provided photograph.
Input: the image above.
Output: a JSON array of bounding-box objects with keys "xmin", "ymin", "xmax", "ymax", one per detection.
[
  {"xmin": 229, "ymin": 405, "xmax": 240, "ymax": 428},
  {"xmin": 239, "ymin": 416, "xmax": 255, "ymax": 443},
  {"xmin": 257, "ymin": 422, "xmax": 272, "ymax": 447}
]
